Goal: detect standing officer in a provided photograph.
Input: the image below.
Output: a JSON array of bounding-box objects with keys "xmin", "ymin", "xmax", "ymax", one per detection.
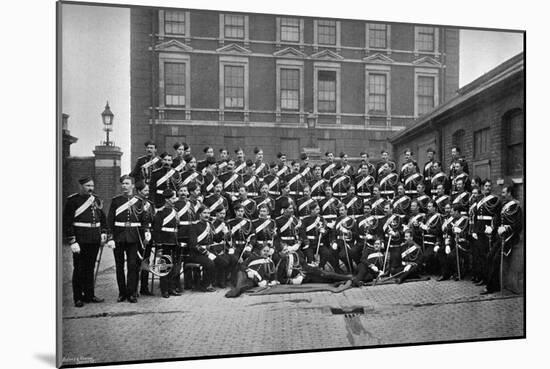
[
  {"xmin": 399, "ymin": 149, "xmax": 420, "ymax": 184},
  {"xmin": 418, "ymin": 200, "xmax": 443, "ymax": 274},
  {"xmin": 333, "ymin": 204, "xmax": 358, "ymax": 272},
  {"xmin": 203, "ymin": 180, "xmax": 230, "ymax": 215},
  {"xmin": 250, "ymin": 205, "xmax": 277, "ymax": 259},
  {"xmin": 368, "ymin": 185, "xmax": 387, "ymax": 219},
  {"xmin": 299, "ymin": 203, "xmax": 326, "ymax": 265},
  {"xmin": 242, "ymin": 160, "xmax": 260, "ymax": 198},
  {"xmin": 275, "ymin": 152, "xmax": 290, "ymax": 177},
  {"xmin": 285, "ymin": 161, "xmax": 307, "ymax": 202},
  {"xmin": 321, "ymin": 151, "xmax": 337, "ymax": 179},
  {"xmin": 449, "ymin": 146, "xmax": 470, "ymax": 180},
  {"xmin": 451, "ymin": 177, "xmax": 470, "ymax": 216},
  {"xmin": 173, "ymin": 184, "xmax": 195, "ymax": 293},
  {"xmin": 296, "ymin": 185, "xmax": 317, "ymax": 220},
  {"xmin": 107, "ymin": 175, "xmax": 151, "ymax": 303},
  {"xmin": 392, "ymin": 184, "xmax": 412, "ymax": 223},
  {"xmin": 179, "ymin": 155, "xmax": 204, "ymax": 190},
  {"xmin": 375, "ymin": 150, "xmax": 396, "ymax": 181},
  {"xmin": 309, "ymin": 164, "xmax": 327, "ymax": 202},
  {"xmin": 330, "ymin": 163, "xmax": 352, "ymax": 201},
  {"xmin": 354, "ymin": 163, "xmax": 376, "ymax": 202},
  {"xmin": 150, "ymin": 152, "xmax": 180, "ymax": 209},
  {"xmin": 216, "ymin": 148, "xmax": 230, "ymax": 175},
  {"xmin": 134, "ymin": 181, "xmax": 155, "ymax": 296},
  {"xmin": 264, "ymin": 162, "xmax": 281, "ymax": 199},
  {"xmin": 130, "ymin": 141, "xmax": 162, "ymax": 186},
  {"xmin": 423, "ymin": 148, "xmax": 437, "ymax": 190},
  {"xmin": 253, "ymin": 147, "xmax": 270, "ymax": 180},
  {"xmin": 378, "ymin": 163, "xmax": 399, "ymax": 200},
  {"xmin": 63, "ymin": 176, "xmax": 107, "ymax": 307},
  {"xmin": 219, "ymin": 159, "xmax": 242, "ymax": 205},
  {"xmin": 358, "ymin": 151, "xmax": 376, "ymax": 177},
  {"xmin": 253, "ymin": 182, "xmax": 275, "ymax": 217},
  {"xmin": 299, "ymin": 153, "xmax": 314, "ymax": 183},
  {"xmin": 342, "ymin": 185, "xmax": 363, "ymax": 219},
  {"xmin": 339, "ymin": 152, "xmax": 355, "ymax": 178},
  {"xmin": 171, "ymin": 142, "xmax": 189, "ymax": 173},
  {"xmin": 210, "ymin": 206, "xmax": 235, "ymax": 288}
]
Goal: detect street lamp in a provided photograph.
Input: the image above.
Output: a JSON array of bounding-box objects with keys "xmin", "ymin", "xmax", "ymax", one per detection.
[
  {"xmin": 101, "ymin": 101, "xmax": 114, "ymax": 146},
  {"xmin": 306, "ymin": 112, "xmax": 317, "ymax": 147}
]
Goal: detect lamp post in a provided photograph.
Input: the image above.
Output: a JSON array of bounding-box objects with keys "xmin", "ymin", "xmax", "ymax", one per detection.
[
  {"xmin": 101, "ymin": 101, "xmax": 114, "ymax": 146},
  {"xmin": 307, "ymin": 112, "xmax": 317, "ymax": 148}
]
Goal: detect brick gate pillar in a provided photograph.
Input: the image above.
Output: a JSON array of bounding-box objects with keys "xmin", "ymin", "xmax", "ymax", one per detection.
[{"xmin": 93, "ymin": 144, "xmax": 123, "ymax": 212}]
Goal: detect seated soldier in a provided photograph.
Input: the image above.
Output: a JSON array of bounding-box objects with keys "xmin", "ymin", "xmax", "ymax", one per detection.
[
  {"xmin": 389, "ymin": 229, "xmax": 424, "ymax": 284},
  {"xmin": 351, "ymin": 237, "xmax": 385, "ymax": 286}
]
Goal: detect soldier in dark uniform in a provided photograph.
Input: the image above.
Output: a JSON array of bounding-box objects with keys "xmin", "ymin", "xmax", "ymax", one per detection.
[
  {"xmin": 354, "ymin": 163, "xmax": 376, "ymax": 202},
  {"xmin": 241, "ymin": 160, "xmax": 260, "ymax": 198},
  {"xmin": 330, "ymin": 163, "xmax": 352, "ymax": 201},
  {"xmin": 399, "ymin": 149, "xmax": 420, "ymax": 184},
  {"xmin": 264, "ymin": 162, "xmax": 281, "ymax": 199},
  {"xmin": 203, "ymin": 180, "xmax": 230, "ymax": 216},
  {"xmin": 392, "ymin": 184, "xmax": 411, "ymax": 223},
  {"xmin": 296, "ymin": 185, "xmax": 317, "ymax": 220},
  {"xmin": 358, "ymin": 151, "xmax": 376, "ymax": 177},
  {"xmin": 450, "ymin": 159, "xmax": 471, "ymax": 196},
  {"xmin": 228, "ymin": 204, "xmax": 254, "ymax": 265},
  {"xmin": 321, "ymin": 151, "xmax": 337, "ymax": 179},
  {"xmin": 233, "ymin": 185, "xmax": 257, "ymax": 220},
  {"xmin": 253, "ymin": 147, "xmax": 270, "ymax": 180},
  {"xmin": 299, "ymin": 153, "xmax": 314, "ymax": 183},
  {"xmin": 134, "ymin": 181, "xmax": 155, "ymax": 296},
  {"xmin": 130, "ymin": 141, "xmax": 162, "ymax": 186},
  {"xmin": 187, "ymin": 205, "xmax": 217, "ymax": 292},
  {"xmin": 216, "ymin": 148, "xmax": 229, "ymax": 176},
  {"xmin": 342, "ymin": 185, "xmax": 363, "ymax": 219},
  {"xmin": 284, "ymin": 161, "xmax": 306, "ymax": 202},
  {"xmin": 384, "ymin": 215, "xmax": 405, "ymax": 279},
  {"xmin": 149, "ymin": 152, "xmax": 180, "ymax": 209},
  {"xmin": 451, "ymin": 177, "xmax": 470, "ymax": 216},
  {"xmin": 274, "ymin": 181, "xmax": 296, "ymax": 217},
  {"xmin": 63, "ymin": 176, "xmax": 107, "ymax": 307},
  {"xmin": 210, "ymin": 206, "xmax": 235, "ymax": 288},
  {"xmin": 274, "ymin": 200, "xmax": 304, "ymax": 284},
  {"xmin": 107, "ymin": 175, "xmax": 151, "ymax": 303},
  {"xmin": 351, "ymin": 237, "xmax": 385, "ymax": 286},
  {"xmin": 434, "ymin": 183, "xmax": 451, "ymax": 214},
  {"xmin": 449, "ymin": 146, "xmax": 470, "ymax": 181},
  {"xmin": 171, "ymin": 142, "xmax": 188, "ymax": 173},
  {"xmin": 233, "ymin": 147, "xmax": 247, "ymax": 176},
  {"xmin": 422, "ymin": 148, "xmax": 436, "ymax": 190},
  {"xmin": 218, "ymin": 159, "xmax": 242, "ymax": 207},
  {"xmin": 151, "ymin": 189, "xmax": 181, "ymax": 298},
  {"xmin": 250, "ymin": 204, "xmax": 277, "ymax": 258},
  {"xmin": 368, "ymin": 184, "xmax": 387, "ymax": 219},
  {"xmin": 415, "ymin": 182, "xmax": 431, "ymax": 213},
  {"xmin": 401, "ymin": 156, "xmax": 423, "ymax": 198},
  {"xmin": 378, "ymin": 162, "xmax": 399, "ymax": 200},
  {"xmin": 419, "ymin": 200, "xmax": 443, "ymax": 274},
  {"xmin": 339, "ymin": 152, "xmax": 355, "ymax": 179},
  {"xmin": 179, "ymin": 155, "xmax": 204, "ymax": 190},
  {"xmin": 444, "ymin": 204, "xmax": 470, "ymax": 281},
  {"xmin": 309, "ymin": 164, "xmax": 327, "ymax": 202},
  {"xmin": 173, "ymin": 185, "xmax": 194, "ymax": 292},
  {"xmin": 375, "ymin": 150, "xmax": 397, "ymax": 182},
  {"xmin": 318, "ymin": 184, "xmax": 343, "ymax": 272},
  {"xmin": 437, "ymin": 202, "xmax": 455, "ymax": 281},
  {"xmin": 253, "ymin": 182, "xmax": 275, "ymax": 218},
  {"xmin": 484, "ymin": 184, "xmax": 522, "ymax": 294},
  {"xmin": 275, "ymin": 152, "xmax": 290, "ymax": 178},
  {"xmin": 429, "ymin": 161, "xmax": 450, "ymax": 198},
  {"xmin": 333, "ymin": 204, "xmax": 358, "ymax": 273},
  {"xmin": 201, "ymin": 157, "xmax": 218, "ymax": 195},
  {"xmin": 471, "ymin": 179, "xmax": 501, "ymax": 287},
  {"xmin": 406, "ymin": 200, "xmax": 426, "ymax": 247},
  {"xmin": 390, "ymin": 229, "xmax": 424, "ymax": 284},
  {"xmin": 197, "ymin": 146, "xmax": 215, "ymax": 174},
  {"xmin": 299, "ymin": 203, "xmax": 326, "ymax": 265}
]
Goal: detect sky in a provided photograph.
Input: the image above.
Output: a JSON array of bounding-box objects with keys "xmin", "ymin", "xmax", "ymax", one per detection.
[{"xmin": 61, "ymin": 3, "xmax": 524, "ymax": 174}]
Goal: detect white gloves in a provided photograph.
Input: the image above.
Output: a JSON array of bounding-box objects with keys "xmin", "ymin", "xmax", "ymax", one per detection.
[
  {"xmin": 228, "ymin": 248, "xmax": 235, "ymax": 255},
  {"xmin": 268, "ymin": 248, "xmax": 275, "ymax": 256},
  {"xmin": 331, "ymin": 242, "xmax": 338, "ymax": 250},
  {"xmin": 208, "ymin": 252, "xmax": 217, "ymax": 261},
  {"xmin": 498, "ymin": 226, "xmax": 506, "ymax": 236},
  {"xmin": 100, "ymin": 233, "xmax": 107, "ymax": 243},
  {"xmin": 445, "ymin": 238, "xmax": 451, "ymax": 246},
  {"xmin": 366, "ymin": 234, "xmax": 373, "ymax": 240},
  {"xmin": 268, "ymin": 280, "xmax": 280, "ymax": 286},
  {"xmin": 371, "ymin": 265, "xmax": 379, "ymax": 273},
  {"xmin": 485, "ymin": 225, "xmax": 493, "ymax": 234},
  {"xmin": 453, "ymin": 227, "xmax": 461, "ymax": 234},
  {"xmin": 445, "ymin": 245, "xmax": 451, "ymax": 255},
  {"xmin": 420, "ymin": 224, "xmax": 429, "ymax": 231},
  {"xmin": 258, "ymin": 280, "xmax": 268, "ymax": 288},
  {"xmin": 404, "ymin": 264, "xmax": 412, "ymax": 272},
  {"xmin": 70, "ymin": 242, "xmax": 80, "ymax": 253},
  {"xmin": 291, "ymin": 275, "xmax": 304, "ymax": 285},
  {"xmin": 106, "ymin": 240, "xmax": 116, "ymax": 249},
  {"xmin": 389, "ymin": 230, "xmax": 396, "ymax": 237},
  {"xmin": 288, "ymin": 243, "xmax": 300, "ymax": 252},
  {"xmin": 246, "ymin": 270, "xmax": 255, "ymax": 279},
  {"xmin": 244, "ymin": 245, "xmax": 252, "ymax": 252},
  {"xmin": 434, "ymin": 245, "xmax": 440, "ymax": 253},
  {"xmin": 144, "ymin": 231, "xmax": 151, "ymax": 242},
  {"xmin": 472, "ymin": 233, "xmax": 478, "ymax": 240}
]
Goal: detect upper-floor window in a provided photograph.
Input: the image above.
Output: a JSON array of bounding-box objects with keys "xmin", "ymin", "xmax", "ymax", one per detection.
[
  {"xmin": 224, "ymin": 14, "xmax": 245, "ymax": 39},
  {"xmin": 165, "ymin": 62, "xmax": 186, "ymax": 106},
  {"xmin": 416, "ymin": 26, "xmax": 435, "ymax": 52},
  {"xmin": 318, "ymin": 70, "xmax": 337, "ymax": 112},
  {"xmin": 417, "ymin": 75, "xmax": 435, "ymax": 115},
  {"xmin": 164, "ymin": 11, "xmax": 186, "ymax": 35},
  {"xmin": 317, "ymin": 20, "xmax": 337, "ymax": 45},
  {"xmin": 224, "ymin": 65, "xmax": 245, "ymax": 108},
  {"xmin": 368, "ymin": 24, "xmax": 388, "ymax": 49},
  {"xmin": 280, "ymin": 18, "xmax": 300, "ymax": 42},
  {"xmin": 368, "ymin": 73, "xmax": 387, "ymax": 113},
  {"xmin": 280, "ymin": 68, "xmax": 300, "ymax": 110}
]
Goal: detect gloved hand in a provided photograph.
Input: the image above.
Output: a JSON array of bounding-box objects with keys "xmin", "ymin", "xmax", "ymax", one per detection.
[
  {"xmin": 485, "ymin": 225, "xmax": 493, "ymax": 235},
  {"xmin": 420, "ymin": 224, "xmax": 428, "ymax": 231},
  {"xmin": 246, "ymin": 270, "xmax": 255, "ymax": 279},
  {"xmin": 445, "ymin": 238, "xmax": 451, "ymax": 246},
  {"xmin": 244, "ymin": 245, "xmax": 252, "ymax": 252},
  {"xmin": 268, "ymin": 248, "xmax": 275, "ymax": 256},
  {"xmin": 453, "ymin": 227, "xmax": 461, "ymax": 234},
  {"xmin": 472, "ymin": 233, "xmax": 478, "ymax": 240},
  {"xmin": 377, "ymin": 270, "xmax": 384, "ymax": 277},
  {"xmin": 106, "ymin": 240, "xmax": 116, "ymax": 249},
  {"xmin": 498, "ymin": 226, "xmax": 506, "ymax": 236},
  {"xmin": 445, "ymin": 245, "xmax": 451, "ymax": 255},
  {"xmin": 144, "ymin": 231, "xmax": 151, "ymax": 242},
  {"xmin": 371, "ymin": 265, "xmax": 379, "ymax": 273},
  {"xmin": 100, "ymin": 233, "xmax": 108, "ymax": 243},
  {"xmin": 434, "ymin": 245, "xmax": 440, "ymax": 253},
  {"xmin": 268, "ymin": 280, "xmax": 280, "ymax": 286},
  {"xmin": 404, "ymin": 264, "xmax": 412, "ymax": 272},
  {"xmin": 331, "ymin": 242, "xmax": 338, "ymax": 250},
  {"xmin": 70, "ymin": 242, "xmax": 80, "ymax": 253},
  {"xmin": 291, "ymin": 275, "xmax": 304, "ymax": 285},
  {"xmin": 208, "ymin": 252, "xmax": 216, "ymax": 261},
  {"xmin": 258, "ymin": 280, "xmax": 268, "ymax": 288},
  {"xmin": 228, "ymin": 248, "xmax": 235, "ymax": 255},
  {"xmin": 366, "ymin": 234, "xmax": 373, "ymax": 240}
]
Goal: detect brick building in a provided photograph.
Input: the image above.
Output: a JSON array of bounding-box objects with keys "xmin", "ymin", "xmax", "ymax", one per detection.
[
  {"xmin": 389, "ymin": 52, "xmax": 525, "ymax": 293},
  {"xmin": 130, "ymin": 7, "xmax": 459, "ymax": 164}
]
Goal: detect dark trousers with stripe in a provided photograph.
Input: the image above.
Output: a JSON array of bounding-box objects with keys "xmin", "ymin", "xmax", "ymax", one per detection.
[
  {"xmin": 472, "ymin": 233, "xmax": 490, "ymax": 282},
  {"xmin": 72, "ymin": 242, "xmax": 100, "ymax": 302},
  {"xmin": 185, "ymin": 252, "xmax": 216, "ymax": 288},
  {"xmin": 113, "ymin": 241, "xmax": 138, "ymax": 298}
]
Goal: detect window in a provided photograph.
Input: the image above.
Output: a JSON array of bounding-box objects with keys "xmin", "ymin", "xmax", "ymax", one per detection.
[
  {"xmin": 474, "ymin": 128, "xmax": 490, "ymax": 159},
  {"xmin": 164, "ymin": 11, "xmax": 186, "ymax": 35},
  {"xmin": 505, "ymin": 109, "xmax": 524, "ymax": 176},
  {"xmin": 452, "ymin": 129, "xmax": 465, "ymax": 153},
  {"xmin": 417, "ymin": 76, "xmax": 435, "ymax": 115},
  {"xmin": 280, "ymin": 69, "xmax": 300, "ymax": 110},
  {"xmin": 280, "ymin": 18, "xmax": 300, "ymax": 42},
  {"xmin": 224, "ymin": 14, "xmax": 245, "ymax": 39},
  {"xmin": 368, "ymin": 24, "xmax": 388, "ymax": 49},
  {"xmin": 368, "ymin": 74, "xmax": 387, "ymax": 113},
  {"xmin": 164, "ymin": 63, "xmax": 186, "ymax": 106},
  {"xmin": 317, "ymin": 20, "xmax": 337, "ymax": 45},
  {"xmin": 318, "ymin": 71, "xmax": 337, "ymax": 112},
  {"xmin": 224, "ymin": 65, "xmax": 245, "ymax": 108},
  {"xmin": 416, "ymin": 26, "xmax": 435, "ymax": 52}
]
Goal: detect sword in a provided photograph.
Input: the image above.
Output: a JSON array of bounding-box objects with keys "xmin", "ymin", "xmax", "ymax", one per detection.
[
  {"xmin": 382, "ymin": 234, "xmax": 392, "ymax": 275},
  {"xmin": 454, "ymin": 233, "xmax": 461, "ymax": 280},
  {"xmin": 93, "ymin": 242, "xmax": 105, "ymax": 289}
]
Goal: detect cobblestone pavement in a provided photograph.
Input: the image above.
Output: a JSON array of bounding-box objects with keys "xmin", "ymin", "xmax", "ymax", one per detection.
[{"xmin": 60, "ymin": 249, "xmax": 524, "ymax": 367}]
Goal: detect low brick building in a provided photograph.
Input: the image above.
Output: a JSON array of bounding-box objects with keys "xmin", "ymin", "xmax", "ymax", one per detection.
[{"xmin": 389, "ymin": 52, "xmax": 525, "ymax": 293}]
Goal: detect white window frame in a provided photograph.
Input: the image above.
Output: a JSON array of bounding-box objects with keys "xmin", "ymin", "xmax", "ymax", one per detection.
[
  {"xmin": 219, "ymin": 14, "xmax": 249, "ymax": 46},
  {"xmin": 414, "ymin": 26, "xmax": 439, "ymax": 56},
  {"xmin": 276, "ymin": 59, "xmax": 304, "ymax": 121},
  {"xmin": 219, "ymin": 56, "xmax": 249, "ymax": 116},
  {"xmin": 365, "ymin": 23, "xmax": 391, "ymax": 52},
  {"xmin": 313, "ymin": 19, "xmax": 341, "ymax": 52},
  {"xmin": 158, "ymin": 10, "xmax": 190, "ymax": 41},
  {"xmin": 414, "ymin": 67, "xmax": 439, "ymax": 117},
  {"xmin": 365, "ymin": 64, "xmax": 391, "ymax": 117},
  {"xmin": 276, "ymin": 17, "xmax": 304, "ymax": 46},
  {"xmin": 158, "ymin": 53, "xmax": 191, "ymax": 116},
  {"xmin": 313, "ymin": 62, "xmax": 341, "ymax": 123}
]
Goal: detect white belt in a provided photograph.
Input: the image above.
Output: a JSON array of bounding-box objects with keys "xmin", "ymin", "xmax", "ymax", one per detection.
[
  {"xmin": 234, "ymin": 240, "xmax": 246, "ymax": 244},
  {"xmin": 161, "ymin": 227, "xmax": 177, "ymax": 232},
  {"xmin": 280, "ymin": 236, "xmax": 295, "ymax": 241},
  {"xmin": 268, "ymin": 191, "xmax": 280, "ymax": 195},
  {"xmin": 357, "ymin": 192, "xmax": 371, "ymax": 197},
  {"xmin": 307, "ymin": 236, "xmax": 317, "ymax": 240},
  {"xmin": 322, "ymin": 214, "xmax": 337, "ymax": 219},
  {"xmin": 312, "ymin": 196, "xmax": 324, "ymax": 201},
  {"xmin": 334, "ymin": 192, "xmax": 346, "ymax": 197},
  {"xmin": 73, "ymin": 222, "xmax": 100, "ymax": 228},
  {"xmin": 248, "ymin": 192, "xmax": 258, "ymax": 197},
  {"xmin": 114, "ymin": 222, "xmax": 141, "ymax": 227},
  {"xmin": 405, "ymin": 190, "xmax": 417, "ymax": 194},
  {"xmin": 380, "ymin": 190, "xmax": 394, "ymax": 194},
  {"xmin": 477, "ymin": 216, "xmax": 493, "ymax": 221},
  {"xmin": 289, "ymin": 191, "xmax": 301, "ymax": 195},
  {"xmin": 179, "ymin": 221, "xmax": 193, "ymax": 226},
  {"xmin": 156, "ymin": 189, "xmax": 164, "ymax": 194}
]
